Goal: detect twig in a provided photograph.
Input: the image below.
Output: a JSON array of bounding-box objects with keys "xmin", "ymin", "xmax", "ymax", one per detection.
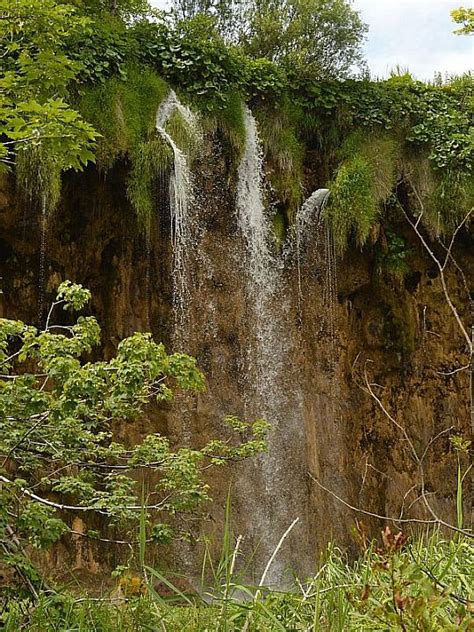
[
  {"xmin": 242, "ymin": 518, "xmax": 300, "ymax": 632},
  {"xmin": 308, "ymin": 473, "xmax": 437, "ymax": 526},
  {"xmin": 435, "ymin": 364, "xmax": 470, "ymax": 376},
  {"xmin": 0, "ymin": 475, "xmax": 169, "ymax": 514}
]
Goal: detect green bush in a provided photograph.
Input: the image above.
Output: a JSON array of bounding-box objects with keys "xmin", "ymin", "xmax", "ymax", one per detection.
[{"xmin": 0, "ymin": 282, "xmax": 268, "ymax": 590}]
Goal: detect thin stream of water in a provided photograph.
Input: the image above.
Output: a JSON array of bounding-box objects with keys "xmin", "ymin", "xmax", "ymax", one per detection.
[
  {"xmin": 155, "ymin": 91, "xmax": 198, "ymax": 341},
  {"xmin": 38, "ymin": 195, "xmax": 48, "ymax": 327}
]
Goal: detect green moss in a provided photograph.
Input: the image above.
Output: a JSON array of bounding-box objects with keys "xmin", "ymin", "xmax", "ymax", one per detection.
[
  {"xmin": 127, "ymin": 138, "xmax": 172, "ymax": 231},
  {"xmin": 325, "ymin": 154, "xmax": 377, "ymax": 254},
  {"xmin": 78, "ymin": 65, "xmax": 169, "ymax": 170},
  {"xmin": 203, "ymin": 92, "xmax": 246, "ymax": 160},
  {"xmin": 256, "ymin": 100, "xmax": 304, "ymax": 218},
  {"xmin": 164, "ymin": 109, "xmax": 200, "ymax": 160},
  {"xmin": 325, "ymin": 132, "xmax": 401, "ymax": 254},
  {"xmin": 15, "ymin": 145, "xmax": 62, "ymax": 212}
]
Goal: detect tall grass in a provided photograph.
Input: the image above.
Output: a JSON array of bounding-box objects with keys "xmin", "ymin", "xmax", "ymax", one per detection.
[{"xmin": 2, "ymin": 530, "xmax": 472, "ymax": 630}]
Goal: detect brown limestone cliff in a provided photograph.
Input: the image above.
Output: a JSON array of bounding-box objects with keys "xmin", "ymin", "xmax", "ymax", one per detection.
[{"xmin": 0, "ymin": 143, "xmax": 472, "ymax": 585}]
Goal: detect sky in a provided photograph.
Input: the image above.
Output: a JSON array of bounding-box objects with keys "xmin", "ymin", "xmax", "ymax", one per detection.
[{"xmin": 149, "ymin": 0, "xmax": 473, "ymax": 81}]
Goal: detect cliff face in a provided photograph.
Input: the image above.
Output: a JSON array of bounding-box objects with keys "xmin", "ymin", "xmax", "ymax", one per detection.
[{"xmin": 0, "ymin": 131, "xmax": 471, "ymax": 583}]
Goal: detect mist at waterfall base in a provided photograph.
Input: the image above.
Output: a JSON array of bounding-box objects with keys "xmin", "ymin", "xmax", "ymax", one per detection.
[{"xmin": 149, "ymin": 95, "xmax": 338, "ymax": 585}]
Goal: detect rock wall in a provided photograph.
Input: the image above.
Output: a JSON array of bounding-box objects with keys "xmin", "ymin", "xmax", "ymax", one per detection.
[{"xmin": 0, "ymin": 136, "xmax": 471, "ymax": 584}]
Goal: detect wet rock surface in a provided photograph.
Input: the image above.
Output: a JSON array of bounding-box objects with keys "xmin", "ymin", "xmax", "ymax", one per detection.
[{"xmin": 0, "ymin": 147, "xmax": 471, "ymax": 584}]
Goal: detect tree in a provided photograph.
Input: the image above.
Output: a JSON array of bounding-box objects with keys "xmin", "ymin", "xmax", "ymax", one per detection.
[
  {"xmin": 451, "ymin": 7, "xmax": 474, "ymax": 35},
  {"xmin": 170, "ymin": 0, "xmax": 246, "ymax": 40},
  {"xmin": 0, "ymin": 0, "xmax": 97, "ymax": 206},
  {"xmin": 0, "ymin": 282, "xmax": 268, "ymax": 585},
  {"xmin": 244, "ymin": 0, "xmax": 367, "ymax": 78},
  {"xmin": 171, "ymin": 0, "xmax": 368, "ymax": 78},
  {"xmin": 71, "ymin": 0, "xmax": 156, "ymax": 21}
]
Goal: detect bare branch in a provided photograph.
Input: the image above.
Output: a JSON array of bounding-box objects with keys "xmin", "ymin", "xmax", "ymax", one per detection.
[
  {"xmin": 308, "ymin": 473, "xmax": 437, "ymax": 526},
  {"xmin": 0, "ymin": 474, "xmax": 169, "ymax": 515}
]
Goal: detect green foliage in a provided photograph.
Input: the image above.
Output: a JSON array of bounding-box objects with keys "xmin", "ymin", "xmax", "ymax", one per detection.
[
  {"xmin": 376, "ymin": 228, "xmax": 411, "ymax": 280},
  {"xmin": 241, "ymin": 58, "xmax": 287, "ymax": 99},
  {"xmin": 203, "ymin": 92, "xmax": 247, "ymax": 159},
  {"xmin": 73, "ymin": 0, "xmax": 155, "ymax": 21},
  {"xmin": 0, "ymin": 282, "xmax": 268, "ymax": 576},
  {"xmin": 451, "ymin": 7, "xmax": 474, "ymax": 35},
  {"xmin": 130, "ymin": 15, "xmax": 286, "ymax": 110},
  {"xmin": 127, "ymin": 138, "xmax": 172, "ymax": 230},
  {"xmin": 2, "ymin": 532, "xmax": 473, "ymax": 630},
  {"xmin": 0, "ymin": 0, "xmax": 97, "ymax": 195},
  {"xmin": 68, "ymin": 18, "xmax": 130, "ymax": 84},
  {"xmin": 78, "ymin": 65, "xmax": 169, "ymax": 170},
  {"xmin": 15, "ymin": 145, "xmax": 62, "ymax": 213},
  {"xmin": 428, "ymin": 169, "xmax": 474, "ymax": 234},
  {"xmin": 300, "ymin": 78, "xmax": 474, "ymax": 172},
  {"xmin": 325, "ymin": 154, "xmax": 378, "ymax": 254},
  {"xmin": 256, "ymin": 98, "xmax": 305, "ymax": 217},
  {"xmin": 165, "ymin": 108, "xmax": 200, "ymax": 158},
  {"xmin": 243, "ymin": 0, "xmax": 368, "ymax": 79},
  {"xmin": 4, "ymin": 0, "xmax": 471, "ymax": 237},
  {"xmin": 131, "ymin": 16, "xmax": 241, "ymax": 110}
]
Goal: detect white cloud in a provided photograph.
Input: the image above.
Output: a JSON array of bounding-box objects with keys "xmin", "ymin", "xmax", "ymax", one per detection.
[{"xmin": 353, "ymin": 0, "xmax": 473, "ymax": 79}]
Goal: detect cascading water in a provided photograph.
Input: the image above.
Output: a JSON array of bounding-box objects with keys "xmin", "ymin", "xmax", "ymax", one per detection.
[
  {"xmin": 155, "ymin": 92, "xmax": 201, "ymax": 575},
  {"xmin": 236, "ymin": 108, "xmax": 281, "ymax": 394},
  {"xmin": 155, "ymin": 91, "xmax": 198, "ymax": 339},
  {"xmin": 38, "ymin": 195, "xmax": 48, "ymax": 326},
  {"xmin": 235, "ymin": 108, "xmax": 306, "ymax": 584},
  {"xmin": 294, "ymin": 188, "xmax": 330, "ymax": 306},
  {"xmin": 294, "ymin": 188, "xmax": 338, "ymax": 362}
]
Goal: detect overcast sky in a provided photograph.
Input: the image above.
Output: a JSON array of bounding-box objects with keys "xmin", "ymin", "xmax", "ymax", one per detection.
[{"xmin": 149, "ymin": 0, "xmax": 473, "ymax": 80}]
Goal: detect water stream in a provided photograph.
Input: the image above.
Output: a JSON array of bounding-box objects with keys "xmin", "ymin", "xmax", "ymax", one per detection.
[
  {"xmin": 294, "ymin": 188, "xmax": 331, "ymax": 306},
  {"xmin": 236, "ymin": 108, "xmax": 306, "ymax": 583},
  {"xmin": 155, "ymin": 91, "xmax": 198, "ymax": 340},
  {"xmin": 38, "ymin": 195, "xmax": 48, "ymax": 327},
  {"xmin": 236, "ymin": 107, "xmax": 281, "ymax": 397}
]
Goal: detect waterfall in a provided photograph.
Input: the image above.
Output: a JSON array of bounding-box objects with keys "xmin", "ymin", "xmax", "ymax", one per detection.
[
  {"xmin": 294, "ymin": 188, "xmax": 331, "ymax": 305},
  {"xmin": 236, "ymin": 107, "xmax": 281, "ymax": 395},
  {"xmin": 38, "ymin": 194, "xmax": 48, "ymax": 326},
  {"xmin": 155, "ymin": 91, "xmax": 198, "ymax": 337},
  {"xmin": 236, "ymin": 108, "xmax": 303, "ymax": 584},
  {"xmin": 294, "ymin": 187, "xmax": 337, "ymax": 349},
  {"xmin": 295, "ymin": 189, "xmax": 330, "ymax": 249}
]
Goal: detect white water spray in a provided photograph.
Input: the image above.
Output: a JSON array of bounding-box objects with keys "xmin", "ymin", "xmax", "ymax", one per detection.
[
  {"xmin": 155, "ymin": 91, "xmax": 198, "ymax": 336},
  {"xmin": 236, "ymin": 107, "xmax": 281, "ymax": 395},
  {"xmin": 236, "ymin": 108, "xmax": 306, "ymax": 584},
  {"xmin": 294, "ymin": 188, "xmax": 331, "ymax": 304}
]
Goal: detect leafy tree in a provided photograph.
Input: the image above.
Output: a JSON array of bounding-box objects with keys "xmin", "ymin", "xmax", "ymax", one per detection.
[
  {"xmin": 0, "ymin": 0, "xmax": 97, "ymax": 200},
  {"xmin": 70, "ymin": 0, "xmax": 156, "ymax": 21},
  {"xmin": 244, "ymin": 0, "xmax": 367, "ymax": 78},
  {"xmin": 170, "ymin": 0, "xmax": 246, "ymax": 40},
  {"xmin": 0, "ymin": 282, "xmax": 268, "ymax": 581},
  {"xmin": 451, "ymin": 7, "xmax": 474, "ymax": 35},
  {"xmin": 171, "ymin": 0, "xmax": 367, "ymax": 78}
]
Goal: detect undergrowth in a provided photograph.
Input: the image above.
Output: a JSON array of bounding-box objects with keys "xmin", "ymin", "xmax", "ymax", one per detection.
[{"xmin": 2, "ymin": 532, "xmax": 472, "ymax": 630}]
